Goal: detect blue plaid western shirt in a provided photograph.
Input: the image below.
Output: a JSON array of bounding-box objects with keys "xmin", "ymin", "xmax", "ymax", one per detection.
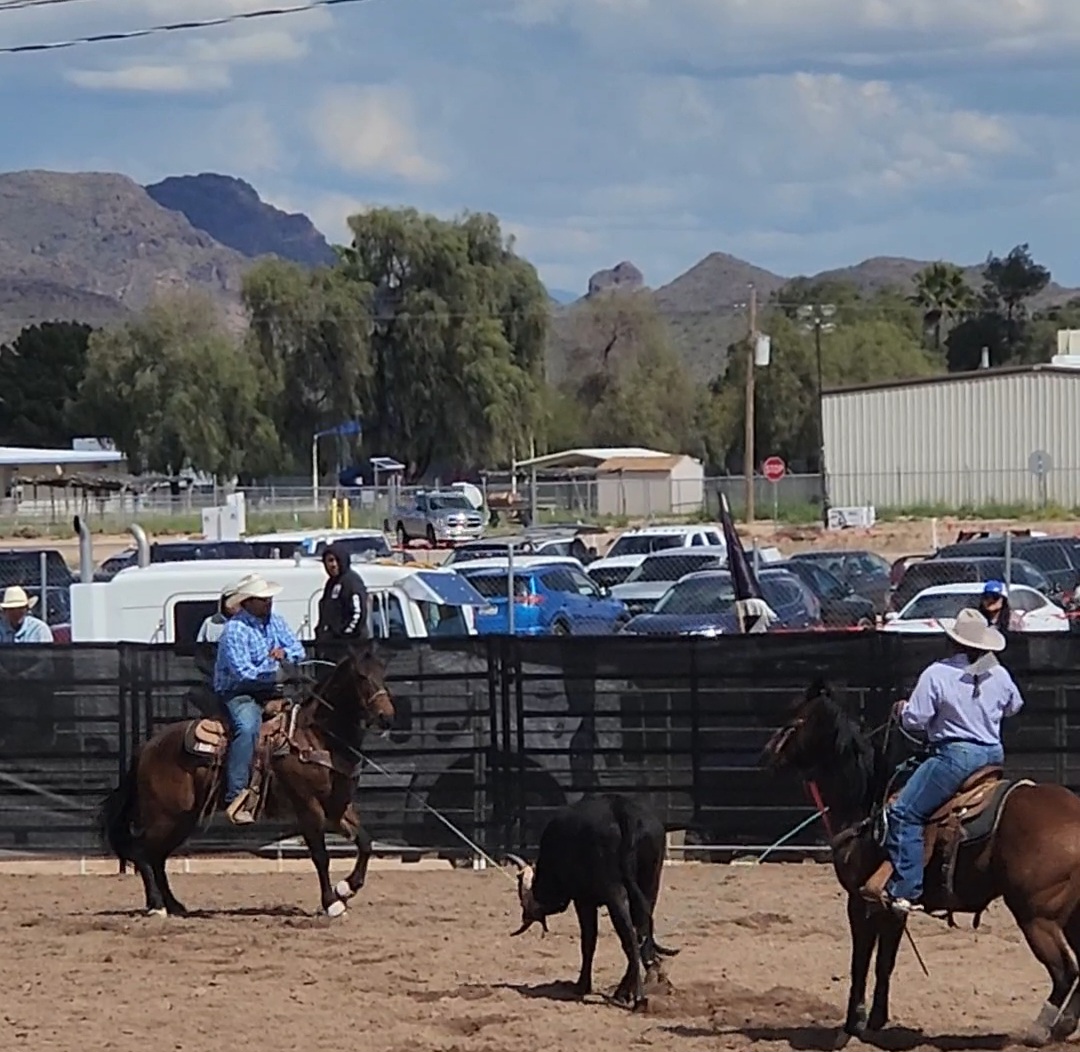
[{"xmin": 213, "ymin": 609, "xmax": 305, "ymax": 696}]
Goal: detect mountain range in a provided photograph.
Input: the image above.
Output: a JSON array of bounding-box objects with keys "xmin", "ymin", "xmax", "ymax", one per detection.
[{"xmin": 1, "ymin": 168, "xmax": 1077, "ymax": 381}]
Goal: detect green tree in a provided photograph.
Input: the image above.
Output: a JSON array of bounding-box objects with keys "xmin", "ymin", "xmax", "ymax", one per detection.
[
  {"xmin": 337, "ymin": 208, "xmax": 549, "ymax": 477},
  {"xmin": 714, "ymin": 309, "xmax": 940, "ymax": 469},
  {"xmin": 946, "ymin": 244, "xmax": 1052, "ymax": 369},
  {"xmin": 560, "ymin": 291, "xmax": 705, "ymax": 453},
  {"xmin": 243, "ymin": 258, "xmax": 372, "ymax": 472},
  {"xmin": 0, "ymin": 322, "xmax": 94, "ymax": 446},
  {"xmin": 910, "ymin": 262, "xmax": 976, "ymax": 351},
  {"xmin": 79, "ymin": 294, "xmax": 278, "ymax": 479}
]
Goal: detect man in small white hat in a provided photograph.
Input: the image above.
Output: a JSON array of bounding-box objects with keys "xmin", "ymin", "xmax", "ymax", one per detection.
[
  {"xmin": 0, "ymin": 585, "xmax": 53, "ymax": 644},
  {"xmin": 876, "ymin": 608, "xmax": 1025, "ymax": 916},
  {"xmin": 212, "ymin": 574, "xmax": 305, "ymax": 824}
]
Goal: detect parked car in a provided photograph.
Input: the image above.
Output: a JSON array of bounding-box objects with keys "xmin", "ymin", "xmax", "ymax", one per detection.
[
  {"xmin": 0, "ymin": 548, "xmax": 74, "ymax": 625},
  {"xmin": 618, "ymin": 567, "xmax": 822, "ymax": 636},
  {"xmin": 610, "ymin": 547, "xmax": 727, "ymax": 618},
  {"xmin": 94, "ymin": 539, "xmax": 258, "ymax": 582},
  {"xmin": 773, "ymin": 559, "xmax": 876, "ymax": 628},
  {"xmin": 454, "ymin": 557, "xmax": 629, "ymax": 635},
  {"xmin": 245, "ymin": 528, "xmax": 392, "ymax": 561},
  {"xmin": 444, "ymin": 532, "xmax": 592, "ymax": 567},
  {"xmin": 386, "ymin": 490, "xmax": 485, "ymax": 547},
  {"xmin": 930, "ymin": 536, "xmax": 1080, "ymax": 603},
  {"xmin": 585, "ymin": 525, "xmax": 726, "ymax": 590},
  {"xmin": 789, "ymin": 549, "xmax": 891, "ymax": 614},
  {"xmin": 883, "ymin": 582, "xmax": 1069, "ymax": 635},
  {"xmin": 891, "ymin": 555, "xmax": 1059, "ymax": 612}
]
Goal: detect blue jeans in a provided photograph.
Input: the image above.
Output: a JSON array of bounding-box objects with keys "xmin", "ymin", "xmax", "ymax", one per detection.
[
  {"xmin": 885, "ymin": 740, "xmax": 1004, "ymax": 901},
  {"xmin": 223, "ymin": 695, "xmax": 261, "ymax": 804}
]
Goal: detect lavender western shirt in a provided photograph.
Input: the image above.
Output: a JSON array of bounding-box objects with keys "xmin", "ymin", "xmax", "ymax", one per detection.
[{"xmin": 900, "ymin": 654, "xmax": 1024, "ymax": 747}]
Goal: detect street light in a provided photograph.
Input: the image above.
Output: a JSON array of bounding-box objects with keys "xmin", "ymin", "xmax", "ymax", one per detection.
[{"xmin": 796, "ymin": 304, "xmax": 836, "ymax": 527}]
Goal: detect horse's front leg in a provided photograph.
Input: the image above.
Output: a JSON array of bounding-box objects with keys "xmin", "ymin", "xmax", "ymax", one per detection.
[
  {"xmin": 843, "ymin": 893, "xmax": 878, "ymax": 1037},
  {"xmin": 332, "ymin": 798, "xmax": 373, "ymax": 904},
  {"xmin": 295, "ymin": 802, "xmax": 343, "ymax": 918}
]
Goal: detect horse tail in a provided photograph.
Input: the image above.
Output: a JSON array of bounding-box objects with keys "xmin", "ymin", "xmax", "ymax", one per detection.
[{"xmin": 98, "ymin": 751, "xmax": 140, "ymax": 862}]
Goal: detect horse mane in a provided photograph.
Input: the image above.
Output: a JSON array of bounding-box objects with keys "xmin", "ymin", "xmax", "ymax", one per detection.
[
  {"xmin": 803, "ymin": 679, "xmax": 890, "ymax": 826},
  {"xmin": 299, "ymin": 650, "xmax": 378, "ymax": 750}
]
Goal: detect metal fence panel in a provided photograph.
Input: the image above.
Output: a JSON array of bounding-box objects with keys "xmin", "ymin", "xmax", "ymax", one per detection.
[{"xmin": 0, "ymin": 635, "xmax": 1078, "ymax": 858}]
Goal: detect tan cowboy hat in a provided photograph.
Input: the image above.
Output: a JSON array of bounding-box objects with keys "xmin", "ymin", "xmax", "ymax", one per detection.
[
  {"xmin": 221, "ymin": 573, "xmax": 262, "ymax": 614},
  {"xmin": 943, "ymin": 607, "xmax": 1006, "ymax": 653},
  {"xmin": 0, "ymin": 585, "xmax": 37, "ymax": 610},
  {"xmin": 231, "ymin": 574, "xmax": 283, "ymax": 604}
]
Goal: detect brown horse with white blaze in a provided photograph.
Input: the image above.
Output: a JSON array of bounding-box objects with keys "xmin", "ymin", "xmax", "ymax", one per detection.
[
  {"xmin": 762, "ymin": 677, "xmax": 1080, "ymax": 1047},
  {"xmin": 98, "ymin": 648, "xmax": 394, "ymax": 918}
]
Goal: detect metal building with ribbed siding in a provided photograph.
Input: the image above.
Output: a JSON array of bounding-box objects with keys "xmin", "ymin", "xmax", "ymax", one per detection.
[{"xmin": 822, "ymin": 365, "xmax": 1080, "ymax": 509}]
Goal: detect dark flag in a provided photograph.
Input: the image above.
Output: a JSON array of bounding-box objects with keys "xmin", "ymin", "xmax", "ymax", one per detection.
[{"xmin": 719, "ymin": 492, "xmax": 776, "ymax": 633}]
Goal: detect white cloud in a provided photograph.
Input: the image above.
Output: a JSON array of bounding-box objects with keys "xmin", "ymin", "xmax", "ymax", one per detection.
[
  {"xmin": 187, "ymin": 28, "xmax": 310, "ymax": 64},
  {"xmin": 66, "ymin": 64, "xmax": 230, "ymax": 92},
  {"xmin": 52, "ymin": 1, "xmax": 329, "ymax": 95},
  {"xmin": 501, "ymin": 0, "xmax": 1080, "ymax": 70},
  {"xmin": 309, "ymin": 85, "xmax": 445, "ymax": 183}
]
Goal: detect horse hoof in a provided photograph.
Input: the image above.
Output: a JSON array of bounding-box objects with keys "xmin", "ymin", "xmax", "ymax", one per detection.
[
  {"xmin": 334, "ymin": 880, "xmax": 354, "ymax": 901},
  {"xmin": 1021, "ymin": 1025, "xmax": 1050, "ymax": 1048},
  {"xmin": 146, "ymin": 907, "xmax": 167, "ymax": 919},
  {"xmin": 326, "ymin": 900, "xmax": 347, "ymax": 919}
]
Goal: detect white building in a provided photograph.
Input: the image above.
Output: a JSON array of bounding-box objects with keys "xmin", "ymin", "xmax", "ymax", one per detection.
[{"xmin": 823, "ymin": 365, "xmax": 1080, "ymax": 509}]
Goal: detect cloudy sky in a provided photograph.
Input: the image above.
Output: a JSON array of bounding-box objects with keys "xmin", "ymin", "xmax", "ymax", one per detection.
[{"xmin": 3, "ymin": 0, "xmax": 1080, "ymax": 295}]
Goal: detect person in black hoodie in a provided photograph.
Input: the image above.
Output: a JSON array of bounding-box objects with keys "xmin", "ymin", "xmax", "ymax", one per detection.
[{"xmin": 316, "ymin": 543, "xmax": 370, "ymax": 655}]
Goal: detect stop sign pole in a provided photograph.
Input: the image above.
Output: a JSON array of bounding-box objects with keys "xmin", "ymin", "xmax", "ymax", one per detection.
[{"xmin": 762, "ymin": 456, "xmax": 786, "ymax": 522}]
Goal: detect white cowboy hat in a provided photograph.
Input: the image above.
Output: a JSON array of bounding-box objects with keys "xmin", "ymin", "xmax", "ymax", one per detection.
[
  {"xmin": 0, "ymin": 585, "xmax": 37, "ymax": 610},
  {"xmin": 231, "ymin": 574, "xmax": 282, "ymax": 603},
  {"xmin": 221, "ymin": 573, "xmax": 262, "ymax": 613},
  {"xmin": 943, "ymin": 607, "xmax": 1006, "ymax": 653}
]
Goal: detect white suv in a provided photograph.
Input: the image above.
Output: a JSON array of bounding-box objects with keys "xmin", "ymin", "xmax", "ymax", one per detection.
[{"xmin": 586, "ymin": 525, "xmax": 725, "ymax": 589}]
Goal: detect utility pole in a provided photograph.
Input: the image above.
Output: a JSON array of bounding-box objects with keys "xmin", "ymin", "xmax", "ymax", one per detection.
[
  {"xmin": 796, "ymin": 304, "xmax": 837, "ymax": 527},
  {"xmin": 743, "ymin": 284, "xmax": 757, "ymax": 523}
]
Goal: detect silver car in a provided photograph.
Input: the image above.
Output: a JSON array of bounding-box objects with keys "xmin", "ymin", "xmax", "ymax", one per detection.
[{"xmin": 388, "ymin": 490, "xmax": 485, "ymax": 547}]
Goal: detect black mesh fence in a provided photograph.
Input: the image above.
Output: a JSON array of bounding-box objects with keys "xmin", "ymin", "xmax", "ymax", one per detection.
[{"xmin": 0, "ymin": 633, "xmax": 1078, "ymax": 859}]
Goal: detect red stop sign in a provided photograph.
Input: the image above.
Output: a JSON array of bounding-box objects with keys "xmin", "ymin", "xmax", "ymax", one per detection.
[{"xmin": 762, "ymin": 456, "xmax": 786, "ymax": 483}]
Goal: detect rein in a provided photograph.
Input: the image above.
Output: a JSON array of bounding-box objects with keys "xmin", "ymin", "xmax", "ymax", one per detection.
[{"xmin": 287, "ymin": 669, "xmax": 391, "ymax": 764}]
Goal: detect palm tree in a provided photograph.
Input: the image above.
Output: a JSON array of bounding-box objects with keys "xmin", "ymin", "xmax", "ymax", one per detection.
[{"xmin": 910, "ymin": 262, "xmax": 976, "ymax": 351}]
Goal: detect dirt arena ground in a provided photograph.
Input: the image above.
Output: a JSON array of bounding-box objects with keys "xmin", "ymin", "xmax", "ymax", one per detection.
[{"xmin": 0, "ymin": 861, "xmax": 1056, "ymax": 1052}]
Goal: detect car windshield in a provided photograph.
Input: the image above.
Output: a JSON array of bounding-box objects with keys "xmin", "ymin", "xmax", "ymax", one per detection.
[
  {"xmin": 427, "ymin": 494, "xmax": 473, "ymax": 511},
  {"xmin": 902, "ymin": 592, "xmax": 983, "ymax": 620},
  {"xmin": 447, "ymin": 546, "xmax": 508, "ymax": 563},
  {"xmin": 653, "ymin": 576, "xmax": 736, "ymax": 615},
  {"xmin": 331, "ymin": 536, "xmax": 392, "ymax": 557},
  {"xmin": 457, "ymin": 571, "xmax": 530, "ymax": 599},
  {"xmin": 624, "ymin": 553, "xmax": 722, "ymax": 583},
  {"xmin": 607, "ymin": 534, "xmax": 685, "ymax": 557}
]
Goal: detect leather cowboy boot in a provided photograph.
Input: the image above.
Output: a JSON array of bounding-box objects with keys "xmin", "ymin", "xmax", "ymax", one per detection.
[{"xmin": 225, "ymin": 788, "xmax": 255, "ymax": 825}]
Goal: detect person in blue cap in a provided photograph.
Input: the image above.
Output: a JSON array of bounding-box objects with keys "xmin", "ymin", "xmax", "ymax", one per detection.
[{"xmin": 978, "ymin": 579, "xmax": 1011, "ymax": 637}]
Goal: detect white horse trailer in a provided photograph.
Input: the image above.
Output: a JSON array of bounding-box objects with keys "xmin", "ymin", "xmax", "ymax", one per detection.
[{"xmin": 70, "ymin": 558, "xmax": 486, "ymax": 644}]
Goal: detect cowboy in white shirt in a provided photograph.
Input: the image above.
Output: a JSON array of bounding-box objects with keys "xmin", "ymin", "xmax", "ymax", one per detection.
[{"xmin": 0, "ymin": 586, "xmax": 53, "ymax": 644}]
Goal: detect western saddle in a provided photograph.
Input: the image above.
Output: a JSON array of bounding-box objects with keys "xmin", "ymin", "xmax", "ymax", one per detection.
[
  {"xmin": 182, "ymin": 699, "xmax": 297, "ymax": 820},
  {"xmin": 860, "ymin": 764, "xmax": 1006, "ymax": 907}
]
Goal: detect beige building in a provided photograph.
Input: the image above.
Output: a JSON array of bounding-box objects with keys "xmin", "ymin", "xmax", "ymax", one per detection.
[
  {"xmin": 516, "ymin": 446, "xmax": 705, "ymax": 517},
  {"xmin": 823, "ymin": 365, "xmax": 1080, "ymax": 508}
]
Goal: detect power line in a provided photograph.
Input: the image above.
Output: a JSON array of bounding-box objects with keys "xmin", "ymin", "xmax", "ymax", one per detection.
[{"xmin": 0, "ymin": 0, "xmax": 377, "ymax": 55}]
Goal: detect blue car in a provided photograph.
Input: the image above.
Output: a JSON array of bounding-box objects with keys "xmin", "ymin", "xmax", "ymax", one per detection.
[
  {"xmin": 456, "ymin": 559, "xmax": 630, "ymax": 635},
  {"xmin": 619, "ymin": 567, "xmax": 822, "ymax": 635}
]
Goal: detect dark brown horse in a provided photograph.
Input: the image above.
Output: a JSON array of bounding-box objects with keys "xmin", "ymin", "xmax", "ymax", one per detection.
[
  {"xmin": 762, "ymin": 678, "xmax": 1080, "ymax": 1047},
  {"xmin": 98, "ymin": 648, "xmax": 394, "ymax": 919}
]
